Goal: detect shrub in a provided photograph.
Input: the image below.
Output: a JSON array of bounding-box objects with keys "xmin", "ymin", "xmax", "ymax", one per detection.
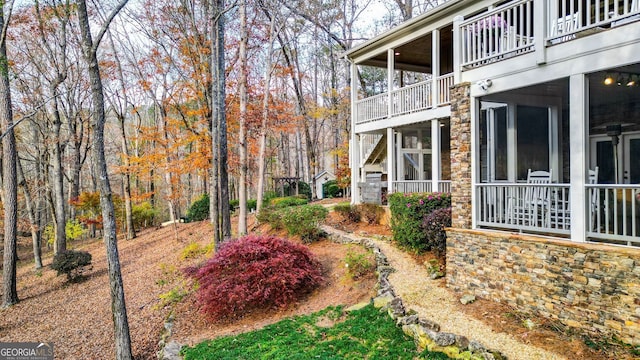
[
  {"xmin": 388, "ymin": 192, "xmax": 451, "ymax": 253},
  {"xmin": 423, "ymin": 207, "xmax": 452, "ymax": 258},
  {"xmin": 51, "ymin": 250, "xmax": 92, "ymax": 282},
  {"xmin": 256, "ymin": 207, "xmax": 284, "ymax": 229},
  {"xmin": 344, "ymin": 248, "xmax": 374, "ymax": 280},
  {"xmin": 281, "ymin": 204, "xmax": 328, "ymax": 243},
  {"xmin": 180, "ymin": 242, "xmax": 214, "ymax": 261},
  {"xmin": 132, "ymin": 202, "xmax": 158, "ymax": 228},
  {"xmin": 322, "ymin": 180, "xmax": 341, "ymax": 198},
  {"xmin": 230, "ymin": 199, "xmax": 258, "ymax": 213},
  {"xmin": 356, "ymin": 204, "xmax": 385, "ymax": 225},
  {"xmin": 333, "ymin": 203, "xmax": 360, "ymax": 223},
  {"xmin": 187, "ymin": 194, "xmax": 210, "ymax": 222},
  {"xmin": 186, "ymin": 235, "xmax": 323, "ymax": 321},
  {"xmin": 269, "ymin": 196, "xmax": 308, "ymax": 208},
  {"xmin": 65, "ymin": 219, "xmax": 85, "ymax": 241}
]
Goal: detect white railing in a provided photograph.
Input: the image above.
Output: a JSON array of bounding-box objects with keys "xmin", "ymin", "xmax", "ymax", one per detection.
[
  {"xmin": 587, "ymin": 184, "xmax": 640, "ymax": 246},
  {"xmin": 393, "ymin": 180, "xmax": 451, "ymax": 194},
  {"xmin": 460, "ymin": 0, "xmax": 535, "ymax": 68},
  {"xmin": 391, "ymin": 79, "xmax": 432, "ymax": 116},
  {"xmin": 355, "ymin": 72, "xmax": 455, "ymax": 124},
  {"xmin": 548, "ymin": 0, "xmax": 640, "ymax": 44},
  {"xmin": 438, "ymin": 180, "xmax": 452, "ymax": 193},
  {"xmin": 394, "ymin": 180, "xmax": 433, "ymax": 193},
  {"xmin": 355, "ymin": 93, "xmax": 388, "ymax": 124},
  {"xmin": 436, "ymin": 74, "xmax": 455, "ymax": 105},
  {"xmin": 476, "ymin": 183, "xmax": 571, "ymax": 236}
]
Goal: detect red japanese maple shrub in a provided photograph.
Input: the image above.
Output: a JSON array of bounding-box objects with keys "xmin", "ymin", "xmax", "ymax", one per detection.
[{"xmin": 187, "ymin": 234, "xmax": 323, "ymax": 321}]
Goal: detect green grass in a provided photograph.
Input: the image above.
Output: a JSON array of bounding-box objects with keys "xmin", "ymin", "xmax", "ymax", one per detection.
[{"xmin": 180, "ymin": 304, "xmax": 450, "ymax": 359}]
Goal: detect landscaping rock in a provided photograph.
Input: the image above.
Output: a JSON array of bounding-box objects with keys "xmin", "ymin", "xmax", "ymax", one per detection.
[
  {"xmin": 434, "ymin": 332, "xmax": 457, "ymax": 347},
  {"xmin": 397, "ymin": 314, "xmax": 419, "ymax": 326},
  {"xmin": 460, "ymin": 294, "xmax": 476, "ymax": 305},
  {"xmin": 468, "ymin": 340, "xmax": 486, "ymax": 353},
  {"xmin": 373, "ymin": 292, "xmax": 394, "ymax": 308},
  {"xmin": 161, "ymin": 341, "xmax": 182, "ymax": 360},
  {"xmin": 418, "ymin": 318, "xmax": 441, "ymax": 332},
  {"xmin": 346, "ymin": 302, "xmax": 370, "ymax": 312}
]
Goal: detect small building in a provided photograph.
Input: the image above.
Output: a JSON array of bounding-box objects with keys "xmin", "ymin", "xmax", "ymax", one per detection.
[{"xmin": 314, "ymin": 170, "xmax": 337, "ymax": 200}]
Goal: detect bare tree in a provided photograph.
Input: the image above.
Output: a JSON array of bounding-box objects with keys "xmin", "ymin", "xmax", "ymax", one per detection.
[
  {"xmin": 1, "ymin": 0, "xmax": 18, "ymax": 308},
  {"xmin": 76, "ymin": 0, "xmax": 132, "ymax": 358}
]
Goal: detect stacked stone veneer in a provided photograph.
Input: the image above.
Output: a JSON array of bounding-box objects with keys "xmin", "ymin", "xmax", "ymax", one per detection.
[
  {"xmin": 446, "ymin": 228, "xmax": 640, "ymax": 345},
  {"xmin": 449, "ymin": 82, "xmax": 472, "ymax": 229}
]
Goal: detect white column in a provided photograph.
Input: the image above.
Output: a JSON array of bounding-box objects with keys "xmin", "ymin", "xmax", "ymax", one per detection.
[
  {"xmin": 569, "ymin": 73, "xmax": 588, "ymax": 242},
  {"xmin": 453, "ymin": 16, "xmax": 464, "ymax": 83},
  {"xmin": 350, "ymin": 61, "xmax": 360, "ymax": 204},
  {"xmin": 432, "ymin": 120, "xmax": 441, "ymax": 192},
  {"xmin": 387, "ymin": 48, "xmax": 395, "ymax": 117},
  {"xmin": 431, "ymin": 29, "xmax": 440, "ymax": 106},
  {"xmin": 387, "ymin": 127, "xmax": 394, "ymax": 194},
  {"xmin": 534, "ymin": 0, "xmax": 547, "ymax": 65}
]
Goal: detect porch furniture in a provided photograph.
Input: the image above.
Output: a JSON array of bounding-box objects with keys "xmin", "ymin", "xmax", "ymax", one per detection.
[
  {"xmin": 549, "ymin": 168, "xmax": 599, "ymax": 230},
  {"xmin": 508, "ymin": 169, "xmax": 552, "ymax": 226}
]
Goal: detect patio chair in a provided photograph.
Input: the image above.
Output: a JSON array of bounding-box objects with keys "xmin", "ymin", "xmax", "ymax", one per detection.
[
  {"xmin": 508, "ymin": 169, "xmax": 552, "ymax": 227},
  {"xmin": 548, "ymin": 167, "xmax": 598, "ymax": 231}
]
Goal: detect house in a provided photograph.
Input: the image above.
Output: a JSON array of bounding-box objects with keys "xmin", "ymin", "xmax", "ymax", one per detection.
[{"xmin": 344, "ymin": 0, "xmax": 640, "ymax": 345}]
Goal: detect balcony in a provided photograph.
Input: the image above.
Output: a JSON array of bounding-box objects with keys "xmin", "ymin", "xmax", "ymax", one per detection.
[{"xmin": 355, "ymin": 73, "xmax": 454, "ymax": 125}]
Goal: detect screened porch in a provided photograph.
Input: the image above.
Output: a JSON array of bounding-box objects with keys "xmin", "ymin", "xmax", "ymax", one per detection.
[{"xmin": 475, "ymin": 67, "xmax": 640, "ymax": 247}]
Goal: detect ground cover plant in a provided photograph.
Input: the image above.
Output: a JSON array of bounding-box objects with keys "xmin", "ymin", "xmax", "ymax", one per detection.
[
  {"xmin": 185, "ymin": 234, "xmax": 324, "ymax": 321},
  {"xmin": 180, "ymin": 304, "xmax": 449, "ymax": 360}
]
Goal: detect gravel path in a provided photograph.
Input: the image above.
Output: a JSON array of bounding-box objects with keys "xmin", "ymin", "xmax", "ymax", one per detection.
[{"xmin": 370, "ymin": 237, "xmax": 566, "ymax": 360}]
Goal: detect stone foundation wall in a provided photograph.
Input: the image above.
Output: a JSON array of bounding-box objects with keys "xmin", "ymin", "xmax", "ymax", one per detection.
[{"xmin": 446, "ymin": 228, "xmax": 640, "ymax": 345}]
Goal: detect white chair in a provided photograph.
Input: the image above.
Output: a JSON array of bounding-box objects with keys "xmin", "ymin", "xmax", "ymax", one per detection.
[
  {"xmin": 548, "ymin": 167, "xmax": 598, "ymax": 231},
  {"xmin": 509, "ymin": 169, "xmax": 552, "ymax": 227}
]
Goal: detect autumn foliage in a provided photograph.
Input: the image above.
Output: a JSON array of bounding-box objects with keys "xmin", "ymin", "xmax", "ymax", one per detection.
[{"xmin": 186, "ymin": 235, "xmax": 323, "ymax": 321}]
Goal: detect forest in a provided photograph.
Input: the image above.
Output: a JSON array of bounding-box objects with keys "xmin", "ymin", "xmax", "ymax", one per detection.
[{"xmin": 0, "ymin": 0, "xmax": 447, "ymax": 358}]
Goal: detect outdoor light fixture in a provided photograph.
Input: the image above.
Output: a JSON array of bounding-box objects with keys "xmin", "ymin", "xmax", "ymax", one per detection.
[
  {"xmin": 603, "ymin": 72, "xmax": 640, "ymax": 87},
  {"xmin": 604, "ymin": 73, "xmax": 614, "ymax": 85}
]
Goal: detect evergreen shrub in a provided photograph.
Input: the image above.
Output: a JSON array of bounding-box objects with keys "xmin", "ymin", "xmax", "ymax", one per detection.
[
  {"xmin": 51, "ymin": 250, "xmax": 92, "ymax": 282},
  {"xmin": 281, "ymin": 204, "xmax": 328, "ymax": 243},
  {"xmin": 388, "ymin": 192, "xmax": 451, "ymax": 253},
  {"xmin": 186, "ymin": 194, "xmax": 210, "ymax": 222}
]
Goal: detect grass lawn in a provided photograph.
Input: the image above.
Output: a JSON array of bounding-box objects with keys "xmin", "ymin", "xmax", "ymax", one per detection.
[{"xmin": 180, "ymin": 304, "xmax": 449, "ymax": 359}]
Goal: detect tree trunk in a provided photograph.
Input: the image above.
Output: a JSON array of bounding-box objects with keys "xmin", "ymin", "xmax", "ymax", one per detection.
[
  {"xmin": 51, "ymin": 97, "xmax": 67, "ymax": 254},
  {"xmin": 211, "ymin": 0, "xmax": 230, "ymax": 245},
  {"xmin": 17, "ymin": 159, "xmax": 42, "ymax": 269},
  {"xmin": 237, "ymin": 0, "xmax": 248, "ymax": 235},
  {"xmin": 77, "ymin": 1, "xmax": 133, "ymax": 358},
  {"xmin": 1, "ymin": 5, "xmax": 19, "ymax": 307},
  {"xmin": 256, "ymin": 16, "xmax": 276, "ymax": 213}
]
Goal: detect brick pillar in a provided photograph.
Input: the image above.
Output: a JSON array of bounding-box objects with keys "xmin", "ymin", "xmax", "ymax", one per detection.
[{"xmin": 449, "ymin": 83, "xmax": 472, "ymax": 229}]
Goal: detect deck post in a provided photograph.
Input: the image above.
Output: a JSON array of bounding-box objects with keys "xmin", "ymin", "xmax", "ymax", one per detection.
[
  {"xmin": 387, "ymin": 48, "xmax": 395, "ymax": 118},
  {"xmin": 534, "ymin": 0, "xmax": 547, "ymax": 64},
  {"xmin": 432, "ymin": 29, "xmax": 440, "ymax": 105},
  {"xmin": 453, "ymin": 16, "xmax": 463, "ymax": 83},
  {"xmin": 350, "ymin": 60, "xmax": 360, "ymax": 204},
  {"xmin": 432, "ymin": 119, "xmax": 441, "ymax": 192},
  {"xmin": 569, "ymin": 73, "xmax": 588, "ymax": 242},
  {"xmin": 387, "ymin": 127, "xmax": 394, "ymax": 195}
]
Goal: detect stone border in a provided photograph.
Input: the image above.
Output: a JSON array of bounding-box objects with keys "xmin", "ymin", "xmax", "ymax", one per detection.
[{"xmin": 323, "ymin": 225, "xmax": 506, "ymax": 360}]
